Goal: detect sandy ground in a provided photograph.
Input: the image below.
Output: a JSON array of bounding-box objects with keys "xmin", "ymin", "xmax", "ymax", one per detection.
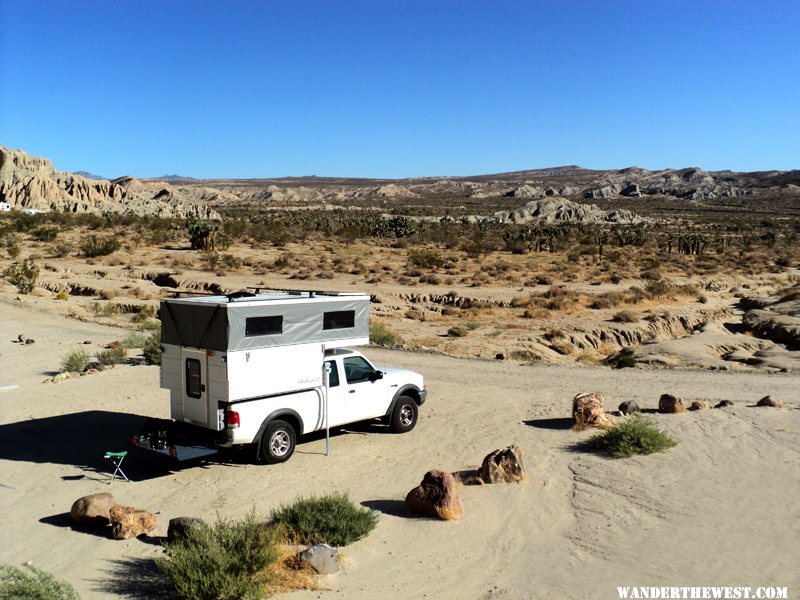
[{"xmin": 1, "ymin": 299, "xmax": 798, "ymax": 599}]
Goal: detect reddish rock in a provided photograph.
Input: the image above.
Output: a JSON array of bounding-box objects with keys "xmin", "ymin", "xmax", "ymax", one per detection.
[
  {"xmin": 659, "ymin": 394, "xmax": 686, "ymax": 414},
  {"xmin": 109, "ymin": 505, "xmax": 157, "ymax": 540},
  {"xmin": 478, "ymin": 445, "xmax": 525, "ymax": 484},
  {"xmin": 405, "ymin": 470, "xmax": 463, "ymax": 520},
  {"xmin": 572, "ymin": 392, "xmax": 612, "ymax": 430},
  {"xmin": 70, "ymin": 492, "xmax": 116, "ymax": 525}
]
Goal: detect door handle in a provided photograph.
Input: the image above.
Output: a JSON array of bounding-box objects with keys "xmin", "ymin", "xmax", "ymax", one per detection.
[
  {"xmin": 348, "ymin": 390, "xmax": 355, "ymax": 394},
  {"xmin": 201, "ymin": 384, "xmax": 206, "ymax": 392}
]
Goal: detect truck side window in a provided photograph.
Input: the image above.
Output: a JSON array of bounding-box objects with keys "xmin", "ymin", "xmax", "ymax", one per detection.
[
  {"xmin": 343, "ymin": 356, "xmax": 373, "ymax": 384},
  {"xmin": 325, "ymin": 360, "xmax": 340, "ymax": 387}
]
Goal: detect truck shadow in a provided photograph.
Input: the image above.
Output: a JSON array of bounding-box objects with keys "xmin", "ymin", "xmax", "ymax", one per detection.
[{"xmin": 0, "ymin": 410, "xmax": 177, "ymax": 481}]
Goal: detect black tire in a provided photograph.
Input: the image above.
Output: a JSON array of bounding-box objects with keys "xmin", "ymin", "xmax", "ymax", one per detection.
[
  {"xmin": 390, "ymin": 395, "xmax": 418, "ymax": 433},
  {"xmin": 259, "ymin": 420, "xmax": 296, "ymax": 464}
]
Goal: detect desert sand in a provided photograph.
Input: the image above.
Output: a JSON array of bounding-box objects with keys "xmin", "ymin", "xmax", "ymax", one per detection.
[{"xmin": 1, "ymin": 297, "xmax": 798, "ymax": 599}]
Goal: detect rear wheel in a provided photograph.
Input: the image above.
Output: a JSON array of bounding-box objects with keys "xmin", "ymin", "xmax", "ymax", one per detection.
[
  {"xmin": 390, "ymin": 395, "xmax": 418, "ymax": 433},
  {"xmin": 260, "ymin": 420, "xmax": 296, "ymax": 464}
]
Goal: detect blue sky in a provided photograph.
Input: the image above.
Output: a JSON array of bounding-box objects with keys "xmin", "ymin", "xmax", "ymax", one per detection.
[{"xmin": 1, "ymin": 0, "xmax": 798, "ymax": 178}]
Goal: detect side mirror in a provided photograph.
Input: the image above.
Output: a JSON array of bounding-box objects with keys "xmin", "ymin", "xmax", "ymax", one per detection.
[{"xmin": 369, "ymin": 370, "xmax": 384, "ymax": 382}]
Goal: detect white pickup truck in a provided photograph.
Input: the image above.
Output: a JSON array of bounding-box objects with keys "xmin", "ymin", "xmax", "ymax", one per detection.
[{"xmin": 133, "ymin": 291, "xmax": 426, "ymax": 463}]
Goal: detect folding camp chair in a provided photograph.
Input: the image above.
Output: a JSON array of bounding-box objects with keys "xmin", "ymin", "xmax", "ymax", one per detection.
[{"xmin": 104, "ymin": 451, "xmax": 130, "ymax": 483}]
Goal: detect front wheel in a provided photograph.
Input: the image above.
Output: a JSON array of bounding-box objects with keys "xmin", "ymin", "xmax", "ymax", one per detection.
[
  {"xmin": 390, "ymin": 396, "xmax": 418, "ymax": 433},
  {"xmin": 260, "ymin": 420, "xmax": 296, "ymax": 464}
]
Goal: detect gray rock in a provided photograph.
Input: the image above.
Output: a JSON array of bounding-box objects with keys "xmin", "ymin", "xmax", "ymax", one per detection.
[
  {"xmin": 756, "ymin": 395, "xmax": 783, "ymax": 408},
  {"xmin": 167, "ymin": 517, "xmax": 206, "ymax": 543},
  {"xmin": 618, "ymin": 400, "xmax": 640, "ymax": 415},
  {"xmin": 299, "ymin": 543, "xmax": 339, "ymax": 574}
]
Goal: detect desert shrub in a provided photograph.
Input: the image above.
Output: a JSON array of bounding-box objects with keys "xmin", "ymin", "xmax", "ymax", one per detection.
[
  {"xmin": 56, "ymin": 290, "xmax": 69, "ymax": 301},
  {"xmin": 408, "ymin": 248, "xmax": 444, "ymax": 269},
  {"xmin": 140, "ymin": 320, "xmax": 161, "ymax": 331},
  {"xmin": 121, "ymin": 332, "xmax": 149, "ymax": 349},
  {"xmin": 369, "ymin": 322, "xmax": 403, "ymax": 348},
  {"xmin": 50, "ymin": 242, "xmax": 73, "ymax": 258},
  {"xmin": 96, "ymin": 346, "xmax": 126, "ymax": 366},
  {"xmin": 4, "ymin": 259, "xmax": 39, "ymax": 293},
  {"xmin": 131, "ymin": 304, "xmax": 157, "ymax": 322},
  {"xmin": 509, "ymin": 350, "xmax": 540, "ymax": 362},
  {"xmin": 6, "ymin": 243, "xmax": 21, "ymax": 259},
  {"xmin": 510, "ymin": 294, "xmax": 531, "ymax": 308},
  {"xmin": 644, "ymin": 278, "xmax": 672, "ymax": 297},
  {"xmin": 418, "ymin": 273, "xmax": 441, "ymax": 284},
  {"xmin": 91, "ymin": 302, "xmax": 118, "ymax": 318},
  {"xmin": 582, "ymin": 416, "xmax": 677, "ymax": 458},
  {"xmin": 31, "ymin": 226, "xmax": 59, "ymax": 242},
  {"xmin": 270, "ymin": 492, "xmax": 378, "ymax": 546},
  {"xmin": 611, "ymin": 310, "xmax": 639, "ymax": 323},
  {"xmin": 61, "ymin": 348, "xmax": 90, "ymax": 373},
  {"xmin": 142, "ymin": 330, "xmax": 161, "ymax": 365},
  {"xmin": 0, "ymin": 563, "xmax": 79, "ymax": 600},
  {"xmin": 79, "ymin": 235, "xmax": 121, "ymax": 258},
  {"xmin": 157, "ymin": 511, "xmax": 278, "ymax": 600}
]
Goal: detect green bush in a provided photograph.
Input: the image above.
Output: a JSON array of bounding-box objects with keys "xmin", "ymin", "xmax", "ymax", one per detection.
[
  {"xmin": 369, "ymin": 322, "xmax": 403, "ymax": 348},
  {"xmin": 120, "ymin": 332, "xmax": 149, "ymax": 349},
  {"xmin": 60, "ymin": 348, "xmax": 90, "ymax": 373},
  {"xmin": 270, "ymin": 492, "xmax": 379, "ymax": 546},
  {"xmin": 4, "ymin": 259, "xmax": 39, "ymax": 293},
  {"xmin": 408, "ymin": 248, "xmax": 444, "ymax": 269},
  {"xmin": 31, "ymin": 226, "xmax": 59, "ymax": 242},
  {"xmin": 142, "ymin": 330, "xmax": 161, "ymax": 365},
  {"xmin": 139, "ymin": 319, "xmax": 161, "ymax": 331},
  {"xmin": 583, "ymin": 416, "xmax": 677, "ymax": 458},
  {"xmin": 96, "ymin": 346, "xmax": 126, "ymax": 366},
  {"xmin": 0, "ymin": 564, "xmax": 79, "ymax": 600},
  {"xmin": 79, "ymin": 235, "xmax": 121, "ymax": 258},
  {"xmin": 156, "ymin": 511, "xmax": 278, "ymax": 600},
  {"xmin": 187, "ymin": 218, "xmax": 220, "ymax": 251}
]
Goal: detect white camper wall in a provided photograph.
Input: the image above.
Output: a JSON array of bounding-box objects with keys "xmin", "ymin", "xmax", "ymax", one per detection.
[{"xmin": 227, "ymin": 342, "xmax": 326, "ymax": 401}]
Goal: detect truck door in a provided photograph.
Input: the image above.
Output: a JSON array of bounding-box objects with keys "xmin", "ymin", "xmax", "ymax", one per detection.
[
  {"xmin": 181, "ymin": 348, "xmax": 217, "ymax": 429},
  {"xmin": 323, "ymin": 359, "xmax": 347, "ymax": 427},
  {"xmin": 341, "ymin": 355, "xmax": 387, "ymax": 423}
]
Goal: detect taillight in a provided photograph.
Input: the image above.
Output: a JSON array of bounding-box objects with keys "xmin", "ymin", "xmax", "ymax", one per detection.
[
  {"xmin": 131, "ymin": 435, "xmax": 138, "ymax": 446},
  {"xmin": 226, "ymin": 410, "xmax": 240, "ymax": 429}
]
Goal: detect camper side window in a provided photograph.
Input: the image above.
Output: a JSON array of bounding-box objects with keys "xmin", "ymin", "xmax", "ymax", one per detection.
[
  {"xmin": 245, "ymin": 316, "xmax": 283, "ymax": 337},
  {"xmin": 323, "ymin": 310, "xmax": 355, "ymax": 330},
  {"xmin": 186, "ymin": 358, "xmax": 202, "ymax": 398}
]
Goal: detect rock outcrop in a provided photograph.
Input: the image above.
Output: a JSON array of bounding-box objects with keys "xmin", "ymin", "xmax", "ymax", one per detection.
[
  {"xmin": 0, "ymin": 145, "xmax": 220, "ymax": 219},
  {"xmin": 491, "ymin": 198, "xmax": 647, "ymax": 225}
]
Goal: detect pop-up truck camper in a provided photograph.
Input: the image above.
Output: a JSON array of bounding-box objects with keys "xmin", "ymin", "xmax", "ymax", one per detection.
[{"xmin": 133, "ymin": 291, "xmax": 426, "ymax": 463}]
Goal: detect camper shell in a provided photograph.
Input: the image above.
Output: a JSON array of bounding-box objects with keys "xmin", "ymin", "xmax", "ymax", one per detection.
[{"xmin": 160, "ymin": 291, "xmax": 369, "ymax": 429}]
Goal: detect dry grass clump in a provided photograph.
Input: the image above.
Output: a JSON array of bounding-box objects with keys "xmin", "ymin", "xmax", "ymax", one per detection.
[{"xmin": 611, "ymin": 309, "xmax": 640, "ymax": 323}]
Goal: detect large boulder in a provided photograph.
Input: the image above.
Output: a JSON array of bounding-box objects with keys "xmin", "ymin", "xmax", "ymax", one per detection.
[
  {"xmin": 659, "ymin": 394, "xmax": 686, "ymax": 414},
  {"xmin": 167, "ymin": 517, "xmax": 206, "ymax": 543},
  {"xmin": 405, "ymin": 470, "xmax": 463, "ymax": 520},
  {"xmin": 109, "ymin": 505, "xmax": 157, "ymax": 540},
  {"xmin": 70, "ymin": 492, "xmax": 116, "ymax": 525},
  {"xmin": 477, "ymin": 445, "xmax": 525, "ymax": 484},
  {"xmin": 572, "ymin": 392, "xmax": 613, "ymax": 430}
]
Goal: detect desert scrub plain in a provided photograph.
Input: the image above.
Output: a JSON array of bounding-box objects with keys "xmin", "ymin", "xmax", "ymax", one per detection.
[{"xmin": 1, "ymin": 207, "xmax": 798, "ymax": 372}]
